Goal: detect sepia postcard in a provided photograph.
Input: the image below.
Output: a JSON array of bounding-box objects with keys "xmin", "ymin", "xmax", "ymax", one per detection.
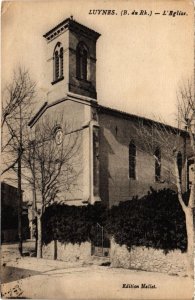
[{"xmin": 1, "ymin": 0, "xmax": 195, "ymax": 299}]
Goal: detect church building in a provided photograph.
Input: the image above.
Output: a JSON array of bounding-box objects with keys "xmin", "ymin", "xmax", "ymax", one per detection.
[{"xmin": 29, "ymin": 17, "xmax": 192, "ymax": 208}]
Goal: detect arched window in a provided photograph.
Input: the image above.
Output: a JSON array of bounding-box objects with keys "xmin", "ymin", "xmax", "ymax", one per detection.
[
  {"xmin": 54, "ymin": 50, "xmax": 59, "ymax": 79},
  {"xmin": 177, "ymin": 152, "xmax": 182, "ymax": 183},
  {"xmin": 129, "ymin": 141, "xmax": 136, "ymax": 179},
  {"xmin": 154, "ymin": 147, "xmax": 161, "ymax": 182},
  {"xmin": 76, "ymin": 42, "xmax": 88, "ymax": 80},
  {"xmin": 53, "ymin": 42, "xmax": 63, "ymax": 82},
  {"xmin": 60, "ymin": 47, "xmax": 64, "ymax": 78}
]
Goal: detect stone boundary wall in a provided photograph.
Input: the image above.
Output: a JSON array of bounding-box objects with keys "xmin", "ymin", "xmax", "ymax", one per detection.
[
  {"xmin": 110, "ymin": 239, "xmax": 187, "ymax": 276},
  {"xmin": 42, "ymin": 241, "xmax": 91, "ymax": 262},
  {"xmin": 42, "ymin": 239, "xmax": 188, "ymax": 276}
]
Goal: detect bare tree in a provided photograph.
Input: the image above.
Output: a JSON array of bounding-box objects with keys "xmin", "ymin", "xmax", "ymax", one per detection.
[
  {"xmin": 177, "ymin": 78, "xmax": 195, "ymax": 207},
  {"xmin": 23, "ymin": 112, "xmax": 82, "ymax": 258},
  {"xmin": 1, "ymin": 67, "xmax": 36, "ymax": 175},
  {"xmin": 1, "ymin": 67, "xmax": 36, "ymax": 255},
  {"xmin": 134, "ymin": 79, "xmax": 194, "ymax": 277},
  {"xmin": 176, "ymin": 78, "xmax": 194, "ymax": 278}
]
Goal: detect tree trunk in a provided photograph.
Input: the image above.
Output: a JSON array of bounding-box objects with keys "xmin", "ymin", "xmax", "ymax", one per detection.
[
  {"xmin": 18, "ymin": 148, "xmax": 23, "ymax": 256},
  {"xmin": 37, "ymin": 215, "xmax": 42, "ymax": 258},
  {"xmin": 54, "ymin": 239, "xmax": 57, "ymax": 260},
  {"xmin": 185, "ymin": 207, "xmax": 194, "ymax": 278},
  {"xmin": 35, "ymin": 217, "xmax": 38, "ymax": 256},
  {"xmin": 174, "ymin": 159, "xmax": 194, "ymax": 277}
]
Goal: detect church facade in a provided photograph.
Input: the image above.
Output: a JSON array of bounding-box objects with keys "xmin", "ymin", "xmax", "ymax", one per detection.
[{"xmin": 29, "ymin": 17, "xmax": 192, "ymax": 208}]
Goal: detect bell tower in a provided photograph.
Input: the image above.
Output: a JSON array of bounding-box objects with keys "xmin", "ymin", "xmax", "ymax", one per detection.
[
  {"xmin": 42, "ymin": 18, "xmax": 101, "ymax": 205},
  {"xmin": 43, "ymin": 17, "xmax": 100, "ymax": 102}
]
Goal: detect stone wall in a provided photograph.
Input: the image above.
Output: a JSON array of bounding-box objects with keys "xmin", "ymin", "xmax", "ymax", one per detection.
[
  {"xmin": 42, "ymin": 241, "xmax": 91, "ymax": 262},
  {"xmin": 110, "ymin": 239, "xmax": 187, "ymax": 276}
]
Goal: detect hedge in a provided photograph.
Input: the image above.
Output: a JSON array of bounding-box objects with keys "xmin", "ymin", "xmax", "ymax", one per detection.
[
  {"xmin": 107, "ymin": 188, "xmax": 187, "ymax": 253},
  {"xmin": 42, "ymin": 188, "xmax": 187, "ymax": 253},
  {"xmin": 42, "ymin": 202, "xmax": 108, "ymax": 245}
]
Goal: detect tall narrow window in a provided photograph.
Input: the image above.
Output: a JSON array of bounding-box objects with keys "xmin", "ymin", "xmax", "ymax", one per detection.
[
  {"xmin": 129, "ymin": 141, "xmax": 136, "ymax": 179},
  {"xmin": 155, "ymin": 147, "xmax": 161, "ymax": 182},
  {"xmin": 177, "ymin": 152, "xmax": 182, "ymax": 183},
  {"xmin": 60, "ymin": 47, "xmax": 64, "ymax": 78},
  {"xmin": 76, "ymin": 42, "xmax": 88, "ymax": 80},
  {"xmin": 53, "ymin": 42, "xmax": 63, "ymax": 83},
  {"xmin": 54, "ymin": 51, "xmax": 59, "ymax": 79}
]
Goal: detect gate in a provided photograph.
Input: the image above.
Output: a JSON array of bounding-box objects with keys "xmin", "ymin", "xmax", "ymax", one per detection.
[{"xmin": 92, "ymin": 223, "xmax": 110, "ymax": 257}]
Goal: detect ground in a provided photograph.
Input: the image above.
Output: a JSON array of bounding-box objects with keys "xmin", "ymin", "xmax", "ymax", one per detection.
[{"xmin": 1, "ymin": 241, "xmax": 194, "ymax": 300}]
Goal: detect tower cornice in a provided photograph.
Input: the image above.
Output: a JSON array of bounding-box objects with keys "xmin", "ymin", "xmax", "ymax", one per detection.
[{"xmin": 43, "ymin": 18, "xmax": 101, "ymax": 42}]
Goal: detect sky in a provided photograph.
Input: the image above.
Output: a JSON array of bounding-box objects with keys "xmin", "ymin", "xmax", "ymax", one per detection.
[{"xmin": 2, "ymin": 0, "xmax": 194, "ymax": 126}]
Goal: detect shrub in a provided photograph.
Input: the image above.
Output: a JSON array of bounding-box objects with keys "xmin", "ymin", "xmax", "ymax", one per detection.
[
  {"xmin": 107, "ymin": 188, "xmax": 187, "ymax": 252},
  {"xmin": 42, "ymin": 188, "xmax": 187, "ymax": 253},
  {"xmin": 42, "ymin": 202, "xmax": 107, "ymax": 245}
]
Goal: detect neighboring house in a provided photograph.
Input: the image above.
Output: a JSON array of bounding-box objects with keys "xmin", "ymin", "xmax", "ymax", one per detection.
[
  {"xmin": 1, "ymin": 182, "xmax": 30, "ymax": 242},
  {"xmin": 29, "ymin": 17, "xmax": 193, "ymax": 208}
]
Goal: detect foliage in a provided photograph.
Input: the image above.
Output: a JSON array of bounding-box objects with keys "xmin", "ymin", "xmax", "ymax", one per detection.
[
  {"xmin": 42, "ymin": 188, "xmax": 187, "ymax": 253},
  {"xmin": 42, "ymin": 202, "xmax": 107, "ymax": 245},
  {"xmin": 107, "ymin": 188, "xmax": 187, "ymax": 253}
]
